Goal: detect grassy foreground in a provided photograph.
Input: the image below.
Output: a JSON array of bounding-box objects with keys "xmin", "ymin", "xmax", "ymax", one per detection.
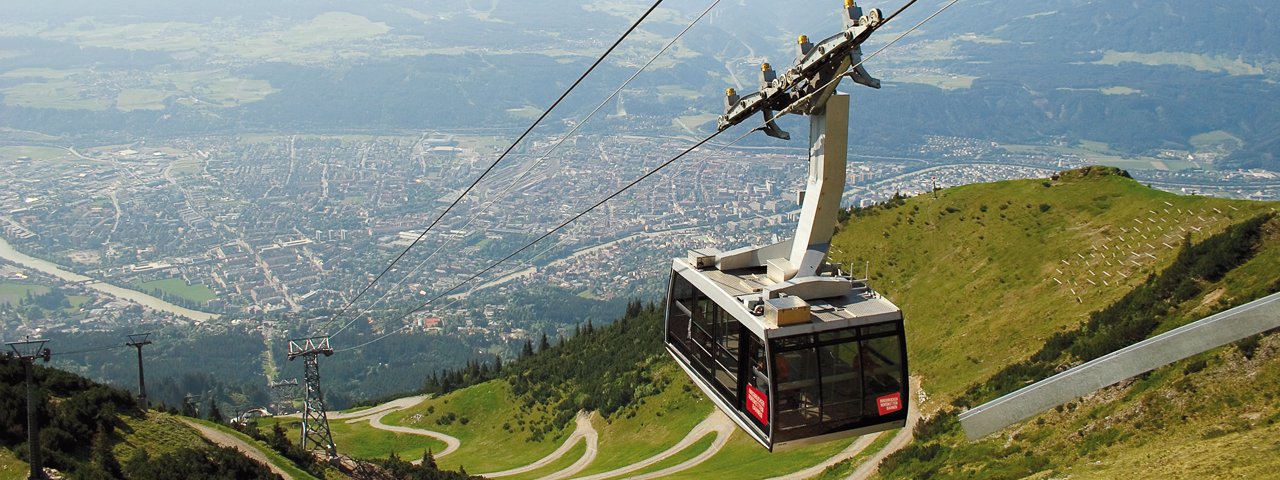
[
  {"xmin": 831, "ymin": 169, "xmax": 1275, "ymax": 402},
  {"xmin": 826, "ymin": 168, "xmax": 1280, "ymax": 478},
  {"xmin": 383, "ymin": 380, "xmax": 574, "ymax": 472}
]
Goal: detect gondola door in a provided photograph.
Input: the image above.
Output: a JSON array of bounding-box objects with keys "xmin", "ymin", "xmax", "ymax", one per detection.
[{"xmin": 742, "ymin": 335, "xmax": 771, "ymax": 437}]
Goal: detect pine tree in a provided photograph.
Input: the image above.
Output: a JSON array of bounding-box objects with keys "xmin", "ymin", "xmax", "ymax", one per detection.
[
  {"xmin": 422, "ymin": 448, "xmax": 437, "ymax": 470},
  {"xmin": 207, "ymin": 400, "xmax": 224, "ymax": 423},
  {"xmin": 521, "ymin": 339, "xmax": 534, "ymax": 358},
  {"xmin": 538, "ymin": 333, "xmax": 550, "ymax": 352}
]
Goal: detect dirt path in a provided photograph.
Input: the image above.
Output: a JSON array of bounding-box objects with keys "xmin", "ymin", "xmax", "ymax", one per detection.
[
  {"xmin": 338, "ymin": 395, "xmax": 463, "ymax": 461},
  {"xmin": 330, "ymin": 395, "xmax": 429, "ymax": 420},
  {"xmin": 575, "ymin": 409, "xmax": 736, "ymax": 480},
  {"xmin": 539, "ymin": 412, "xmax": 601, "ymax": 480},
  {"xmin": 180, "ymin": 419, "xmax": 293, "ymax": 480},
  {"xmin": 353, "ymin": 407, "xmax": 463, "ymax": 460},
  {"xmin": 848, "ymin": 378, "xmax": 924, "ymax": 480},
  {"xmin": 763, "ymin": 431, "xmax": 885, "ymax": 480},
  {"xmin": 624, "ymin": 410, "xmax": 736, "ymax": 480},
  {"xmin": 479, "ymin": 412, "xmax": 598, "ymax": 478},
  {"xmin": 279, "ymin": 395, "xmax": 424, "ymax": 420}
]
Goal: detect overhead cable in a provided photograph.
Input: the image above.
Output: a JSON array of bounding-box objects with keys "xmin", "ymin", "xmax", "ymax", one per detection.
[
  {"xmin": 328, "ymin": 0, "xmax": 720, "ymax": 339},
  {"xmin": 319, "ymin": 0, "xmax": 668, "ymax": 335},
  {"xmin": 49, "ymin": 343, "xmax": 127, "ymax": 357}
]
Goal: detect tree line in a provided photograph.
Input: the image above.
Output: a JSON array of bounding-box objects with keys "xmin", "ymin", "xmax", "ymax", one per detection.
[
  {"xmin": 0, "ymin": 355, "xmax": 279, "ymax": 479},
  {"xmin": 414, "ymin": 299, "xmax": 665, "ymax": 438}
]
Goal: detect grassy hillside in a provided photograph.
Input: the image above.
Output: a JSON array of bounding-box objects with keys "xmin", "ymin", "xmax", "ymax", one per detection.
[
  {"xmin": 824, "ymin": 167, "xmax": 1280, "ymax": 477},
  {"xmin": 0, "ymin": 447, "xmax": 27, "ymax": 478},
  {"xmin": 0, "ymin": 355, "xmax": 285, "ymax": 479},
  {"xmin": 184, "ymin": 418, "xmax": 321, "ymax": 480},
  {"xmin": 666, "ymin": 432, "xmax": 859, "ymax": 479},
  {"xmin": 871, "ymin": 219, "xmax": 1280, "ymax": 478},
  {"xmin": 385, "ymin": 380, "xmax": 576, "ymax": 471},
  {"xmin": 380, "ymin": 302, "xmax": 877, "ymax": 477},
  {"xmin": 267, "ymin": 414, "xmax": 449, "ymax": 461},
  {"xmin": 112, "ymin": 413, "xmax": 213, "ymax": 460},
  {"xmin": 570, "ymin": 362, "xmax": 714, "ymax": 477},
  {"xmin": 830, "ymin": 167, "xmax": 1275, "ymax": 401}
]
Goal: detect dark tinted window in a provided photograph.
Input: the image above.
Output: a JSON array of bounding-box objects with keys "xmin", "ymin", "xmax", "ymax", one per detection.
[
  {"xmin": 666, "ymin": 273, "xmax": 742, "ymax": 404},
  {"xmin": 771, "ymin": 321, "xmax": 906, "ymax": 442}
]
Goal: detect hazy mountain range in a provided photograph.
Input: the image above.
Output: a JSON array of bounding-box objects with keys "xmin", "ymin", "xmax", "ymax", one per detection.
[{"xmin": 1, "ymin": 0, "xmax": 1277, "ymax": 169}]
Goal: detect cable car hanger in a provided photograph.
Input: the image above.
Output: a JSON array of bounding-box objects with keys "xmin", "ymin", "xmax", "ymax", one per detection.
[
  {"xmin": 712, "ymin": 0, "xmax": 885, "ymax": 296},
  {"xmin": 720, "ymin": 0, "xmax": 884, "ymax": 141}
]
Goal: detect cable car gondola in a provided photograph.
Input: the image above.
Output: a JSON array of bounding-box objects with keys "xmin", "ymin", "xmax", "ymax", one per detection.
[{"xmin": 663, "ymin": 1, "xmax": 908, "ymax": 451}]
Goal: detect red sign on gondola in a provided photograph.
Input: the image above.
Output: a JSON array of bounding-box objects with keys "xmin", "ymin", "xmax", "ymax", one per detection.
[
  {"xmin": 746, "ymin": 384, "xmax": 769, "ymax": 425},
  {"xmin": 876, "ymin": 392, "xmax": 902, "ymax": 416}
]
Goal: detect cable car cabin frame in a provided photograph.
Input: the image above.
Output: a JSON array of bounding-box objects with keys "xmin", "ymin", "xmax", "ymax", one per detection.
[
  {"xmin": 663, "ymin": 1, "xmax": 907, "ymax": 451},
  {"xmin": 664, "ymin": 259, "xmax": 908, "ymax": 450}
]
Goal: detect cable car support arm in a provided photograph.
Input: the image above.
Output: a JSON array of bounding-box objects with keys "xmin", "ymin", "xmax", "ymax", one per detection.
[{"xmin": 711, "ymin": 1, "xmax": 885, "ymax": 292}]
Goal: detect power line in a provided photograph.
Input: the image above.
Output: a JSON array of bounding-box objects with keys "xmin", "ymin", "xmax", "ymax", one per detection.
[
  {"xmin": 49, "ymin": 343, "xmax": 128, "ymax": 357},
  {"xmin": 333, "ymin": 325, "xmax": 414, "ymax": 354},
  {"xmin": 327, "ymin": 0, "xmax": 724, "ymax": 340},
  {"xmin": 330, "ymin": 288, "xmax": 479, "ymax": 354},
  {"xmin": 333, "ymin": 0, "xmax": 953, "ymax": 353},
  {"xmin": 422, "ymin": 130, "xmax": 721, "ymax": 299},
  {"xmin": 337, "ymin": 125, "xmax": 760, "ymax": 355},
  {"xmin": 337, "ymin": 130, "xmax": 725, "ymax": 355},
  {"xmin": 319, "ymin": 0, "xmax": 668, "ymax": 335}
]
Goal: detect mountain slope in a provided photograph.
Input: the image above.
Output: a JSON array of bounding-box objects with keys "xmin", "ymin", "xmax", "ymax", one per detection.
[
  {"xmin": 826, "ymin": 167, "xmax": 1280, "ymax": 477},
  {"xmin": 0, "ymin": 355, "xmax": 288, "ymax": 479},
  {"xmin": 830, "ymin": 167, "xmax": 1276, "ymax": 400}
]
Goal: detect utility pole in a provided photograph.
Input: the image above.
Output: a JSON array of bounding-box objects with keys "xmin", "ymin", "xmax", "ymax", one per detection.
[
  {"xmin": 288, "ymin": 336, "xmax": 337, "ymax": 462},
  {"xmin": 7, "ymin": 338, "xmax": 51, "ymax": 480},
  {"xmin": 125, "ymin": 333, "xmax": 152, "ymax": 407},
  {"xmin": 268, "ymin": 378, "xmax": 300, "ymax": 415}
]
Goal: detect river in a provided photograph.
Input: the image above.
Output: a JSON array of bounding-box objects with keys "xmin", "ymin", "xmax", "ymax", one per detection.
[{"xmin": 0, "ymin": 237, "xmax": 219, "ymax": 322}]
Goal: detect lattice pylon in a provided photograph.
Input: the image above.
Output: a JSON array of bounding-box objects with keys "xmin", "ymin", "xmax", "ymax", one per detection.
[
  {"xmin": 269, "ymin": 378, "xmax": 299, "ymax": 415},
  {"xmin": 288, "ymin": 336, "xmax": 337, "ymax": 461},
  {"xmin": 299, "ymin": 354, "xmax": 337, "ymax": 460}
]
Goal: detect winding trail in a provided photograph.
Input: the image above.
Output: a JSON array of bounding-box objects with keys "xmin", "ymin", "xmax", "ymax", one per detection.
[
  {"xmin": 337, "ymin": 395, "xmax": 463, "ymax": 460},
  {"xmin": 623, "ymin": 410, "xmax": 736, "ymax": 480},
  {"xmin": 330, "ymin": 395, "xmax": 428, "ymax": 420},
  {"xmin": 287, "ymin": 377, "xmax": 920, "ymax": 479},
  {"xmin": 180, "ymin": 418, "xmax": 293, "ymax": 480},
  {"xmin": 575, "ymin": 409, "xmax": 736, "ymax": 480},
  {"xmin": 479, "ymin": 412, "xmax": 598, "ymax": 478},
  {"xmin": 764, "ymin": 432, "xmax": 885, "ymax": 480}
]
